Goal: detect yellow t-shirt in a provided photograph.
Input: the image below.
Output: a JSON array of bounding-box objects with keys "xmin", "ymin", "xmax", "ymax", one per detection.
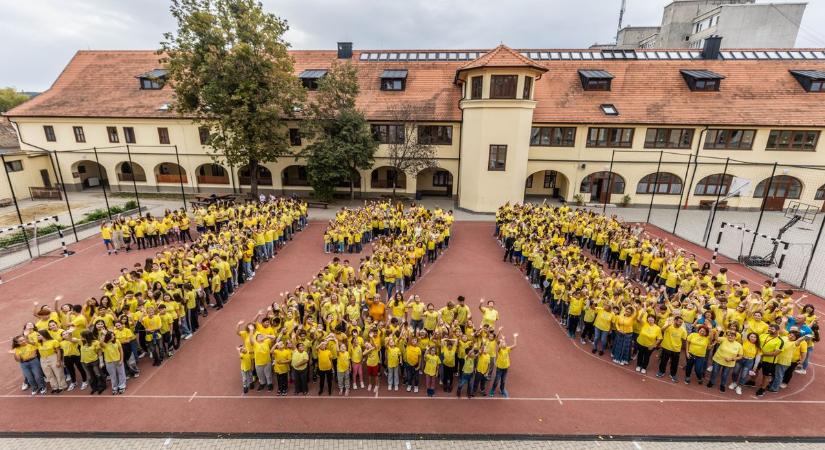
[
  {"xmin": 273, "ymin": 348, "xmax": 292, "ymax": 374},
  {"xmin": 636, "ymin": 323, "xmax": 663, "ymax": 348},
  {"xmin": 686, "ymin": 333, "xmax": 710, "ymax": 357},
  {"xmin": 318, "ymin": 349, "xmax": 333, "ymax": 371},
  {"xmin": 424, "ymin": 353, "xmax": 439, "ymax": 377},
  {"xmin": 661, "ymin": 325, "xmax": 687, "ymax": 352},
  {"xmin": 712, "ymin": 339, "xmax": 743, "ymax": 367},
  {"xmin": 102, "ymin": 342, "xmax": 121, "ymax": 363}
]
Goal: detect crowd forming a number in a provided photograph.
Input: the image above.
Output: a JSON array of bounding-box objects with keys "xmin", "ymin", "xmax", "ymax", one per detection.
[
  {"xmin": 497, "ymin": 202, "xmax": 818, "ymax": 397},
  {"xmin": 236, "ymin": 202, "xmax": 517, "ymax": 398},
  {"xmin": 11, "ymin": 198, "xmax": 307, "ymax": 396}
]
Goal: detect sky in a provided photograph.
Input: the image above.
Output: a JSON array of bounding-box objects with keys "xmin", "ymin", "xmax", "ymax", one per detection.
[{"xmin": 2, "ymin": 0, "xmax": 824, "ymax": 91}]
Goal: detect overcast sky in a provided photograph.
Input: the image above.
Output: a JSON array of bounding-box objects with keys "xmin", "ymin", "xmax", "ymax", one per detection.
[{"xmin": 2, "ymin": 0, "xmax": 824, "ymax": 91}]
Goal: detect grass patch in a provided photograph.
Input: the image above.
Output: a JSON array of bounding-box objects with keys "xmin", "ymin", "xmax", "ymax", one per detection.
[
  {"xmin": 0, "ymin": 223, "xmax": 67, "ymax": 249},
  {"xmin": 76, "ymin": 201, "xmax": 140, "ymax": 225}
]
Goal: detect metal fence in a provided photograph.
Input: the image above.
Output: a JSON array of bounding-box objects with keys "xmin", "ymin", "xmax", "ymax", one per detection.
[{"xmin": 588, "ymin": 150, "xmax": 825, "ymax": 296}]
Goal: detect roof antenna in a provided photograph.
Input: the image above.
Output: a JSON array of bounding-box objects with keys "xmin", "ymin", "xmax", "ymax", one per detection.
[{"xmin": 615, "ymin": 0, "xmax": 627, "ymax": 44}]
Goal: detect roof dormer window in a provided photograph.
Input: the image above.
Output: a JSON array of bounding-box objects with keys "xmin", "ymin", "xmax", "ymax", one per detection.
[
  {"xmin": 790, "ymin": 70, "xmax": 825, "ymax": 92},
  {"xmin": 299, "ymin": 69, "xmax": 328, "ymax": 90},
  {"xmin": 680, "ymin": 69, "xmax": 724, "ymax": 91},
  {"xmin": 380, "ymin": 69, "xmax": 407, "ymax": 91},
  {"xmin": 579, "ymin": 69, "xmax": 613, "ymax": 91},
  {"xmin": 137, "ymin": 69, "xmax": 168, "ymax": 90}
]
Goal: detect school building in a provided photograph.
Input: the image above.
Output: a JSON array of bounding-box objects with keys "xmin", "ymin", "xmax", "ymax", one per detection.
[{"xmin": 4, "ymin": 38, "xmax": 825, "ymax": 213}]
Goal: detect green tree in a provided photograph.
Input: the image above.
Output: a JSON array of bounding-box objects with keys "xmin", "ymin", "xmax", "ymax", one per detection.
[
  {"xmin": 302, "ymin": 61, "xmax": 376, "ymax": 200},
  {"xmin": 384, "ymin": 103, "xmax": 438, "ymax": 198},
  {"xmin": 160, "ymin": 0, "xmax": 304, "ymax": 196},
  {"xmin": 0, "ymin": 88, "xmax": 30, "ymax": 113}
]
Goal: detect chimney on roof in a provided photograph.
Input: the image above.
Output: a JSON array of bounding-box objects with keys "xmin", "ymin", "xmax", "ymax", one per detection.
[
  {"xmin": 702, "ymin": 36, "xmax": 722, "ymax": 60},
  {"xmin": 337, "ymin": 42, "xmax": 353, "ymax": 59}
]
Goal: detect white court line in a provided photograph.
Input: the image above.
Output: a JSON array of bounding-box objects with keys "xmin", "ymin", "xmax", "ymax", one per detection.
[
  {"xmin": 1, "ymin": 238, "xmax": 100, "ymax": 284},
  {"xmin": 3, "ymin": 393, "xmax": 825, "ymax": 404},
  {"xmin": 555, "ymin": 393, "xmax": 563, "ymax": 405},
  {"xmin": 188, "ymin": 391, "xmax": 197, "ymax": 402}
]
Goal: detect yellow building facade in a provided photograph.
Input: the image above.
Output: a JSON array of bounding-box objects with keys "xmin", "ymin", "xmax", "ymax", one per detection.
[{"xmin": 5, "ymin": 44, "xmax": 825, "ymax": 212}]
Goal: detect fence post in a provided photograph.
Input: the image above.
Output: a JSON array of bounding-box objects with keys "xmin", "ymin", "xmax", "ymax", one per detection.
[
  {"xmin": 53, "ymin": 215, "xmax": 74, "ymax": 257},
  {"xmin": 173, "ymin": 145, "xmax": 187, "ymax": 212},
  {"xmin": 749, "ymin": 162, "xmax": 778, "ymax": 256},
  {"xmin": 646, "ymin": 151, "xmax": 663, "ymax": 223},
  {"xmin": 0, "ymin": 154, "xmax": 32, "ymax": 259},
  {"xmin": 672, "ymin": 153, "xmax": 693, "ymax": 234},
  {"xmin": 91, "ymin": 146, "xmax": 112, "ymax": 220},
  {"xmin": 125, "ymin": 145, "xmax": 142, "ymax": 214},
  {"xmin": 712, "ymin": 221, "xmax": 726, "ymax": 264},
  {"xmin": 603, "ymin": 150, "xmax": 615, "ymax": 214},
  {"xmin": 703, "ymin": 157, "xmax": 729, "ymax": 247},
  {"xmin": 801, "ymin": 212, "xmax": 825, "ymax": 288},
  {"xmin": 49, "ymin": 150, "xmax": 79, "ymax": 241}
]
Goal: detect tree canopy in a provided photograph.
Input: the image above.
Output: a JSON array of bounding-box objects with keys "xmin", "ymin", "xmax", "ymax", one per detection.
[
  {"xmin": 160, "ymin": 0, "xmax": 304, "ymax": 195},
  {"xmin": 0, "ymin": 88, "xmax": 30, "ymax": 113}
]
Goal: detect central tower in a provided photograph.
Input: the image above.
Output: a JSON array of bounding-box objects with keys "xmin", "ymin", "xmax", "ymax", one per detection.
[{"xmin": 455, "ymin": 45, "xmax": 547, "ymax": 213}]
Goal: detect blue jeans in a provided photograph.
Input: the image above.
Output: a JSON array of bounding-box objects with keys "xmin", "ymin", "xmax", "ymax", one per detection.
[
  {"xmin": 593, "ymin": 328, "xmax": 609, "ymax": 352},
  {"xmin": 385, "ymin": 281, "xmax": 396, "ymax": 299},
  {"xmin": 735, "ymin": 358, "xmax": 755, "ymax": 385},
  {"xmin": 20, "ymin": 359, "xmax": 45, "ymax": 392},
  {"xmin": 410, "ymin": 319, "xmax": 423, "ymax": 331},
  {"xmin": 490, "ymin": 367, "xmax": 508, "ymax": 393},
  {"xmin": 770, "ymin": 364, "xmax": 789, "ymax": 391},
  {"xmin": 684, "ymin": 355, "xmax": 706, "ymax": 381},
  {"xmin": 802, "ymin": 347, "xmax": 813, "ymax": 370},
  {"xmin": 242, "ymin": 261, "xmax": 253, "ymax": 279},
  {"xmin": 709, "ymin": 362, "xmax": 731, "ymax": 386}
]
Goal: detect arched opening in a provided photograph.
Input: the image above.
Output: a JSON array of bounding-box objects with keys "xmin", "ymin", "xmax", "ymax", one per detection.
[
  {"xmin": 71, "ymin": 161, "xmax": 109, "ymax": 190},
  {"xmin": 282, "ymin": 165, "xmax": 310, "ymax": 187},
  {"xmin": 636, "ymin": 172, "xmax": 683, "ymax": 195},
  {"xmin": 525, "ymin": 170, "xmax": 569, "ymax": 201},
  {"xmin": 196, "ymin": 163, "xmax": 229, "ymax": 185},
  {"xmin": 753, "ymin": 175, "xmax": 802, "ymax": 211},
  {"xmin": 816, "ymin": 184, "xmax": 825, "ymax": 212},
  {"xmin": 335, "ymin": 170, "xmax": 362, "ymax": 188},
  {"xmin": 370, "ymin": 166, "xmax": 406, "ymax": 189},
  {"xmin": 154, "ymin": 162, "xmax": 187, "ymax": 184},
  {"xmin": 580, "ymin": 171, "xmax": 624, "ymax": 203},
  {"xmin": 116, "ymin": 161, "xmax": 146, "ymax": 183},
  {"xmin": 416, "ymin": 167, "xmax": 453, "ymax": 197},
  {"xmin": 238, "ymin": 164, "xmax": 273, "ymax": 186},
  {"xmin": 694, "ymin": 173, "xmax": 734, "ymax": 197}
]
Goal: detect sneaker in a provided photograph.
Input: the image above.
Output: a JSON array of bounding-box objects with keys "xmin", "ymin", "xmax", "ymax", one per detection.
[
  {"xmin": 795, "ymin": 368, "xmax": 807, "ymax": 375},
  {"xmin": 414, "ymin": 386, "xmax": 419, "ymax": 393},
  {"xmin": 756, "ymin": 388, "xmax": 765, "ymax": 397},
  {"xmin": 684, "ymin": 378, "xmax": 690, "ymax": 385},
  {"xmin": 671, "ymin": 376, "xmax": 678, "ymax": 383},
  {"xmin": 720, "ymin": 385, "xmax": 726, "ymax": 393},
  {"xmin": 635, "ymin": 366, "xmax": 641, "ymax": 372},
  {"xmin": 67, "ymin": 383, "xmax": 76, "ymax": 392},
  {"xmin": 580, "ymin": 339, "xmax": 586, "ymax": 344},
  {"xmin": 352, "ymin": 384, "xmax": 357, "ymax": 390},
  {"xmin": 367, "ymin": 384, "xmax": 373, "ymax": 391},
  {"xmin": 31, "ymin": 391, "xmax": 37, "ymax": 396},
  {"xmin": 184, "ymin": 334, "xmax": 193, "ymax": 340},
  {"xmin": 780, "ymin": 383, "xmax": 788, "ymax": 389},
  {"xmin": 360, "ymin": 381, "xmax": 365, "ymax": 389},
  {"xmin": 21, "ymin": 383, "xmax": 28, "ymax": 391},
  {"xmin": 406, "ymin": 385, "xmax": 412, "ymax": 392},
  {"xmin": 39, "ymin": 388, "xmax": 47, "ymax": 395},
  {"xmin": 706, "ymin": 382, "xmax": 713, "ymax": 389},
  {"xmin": 728, "ymin": 383, "xmax": 737, "ymax": 390},
  {"xmin": 591, "ymin": 349, "xmax": 597, "ymax": 354},
  {"xmin": 81, "ymin": 382, "xmax": 88, "ymax": 390},
  {"xmin": 394, "ymin": 385, "xmax": 399, "ymax": 391},
  {"xmin": 243, "ymin": 386, "xmax": 249, "ymax": 394},
  {"xmin": 345, "ymin": 389, "xmax": 350, "ymax": 396},
  {"xmin": 375, "ymin": 385, "xmax": 380, "ymax": 393},
  {"xmin": 488, "ymin": 389, "xmax": 495, "ymax": 397},
  {"xmin": 502, "ymin": 389, "xmax": 509, "ymax": 398},
  {"xmin": 598, "ymin": 351, "xmax": 604, "ymax": 356},
  {"xmin": 655, "ymin": 372, "xmax": 664, "ymax": 378},
  {"xmin": 640, "ymin": 369, "xmax": 646, "ymax": 374},
  {"xmin": 735, "ymin": 386, "xmax": 742, "ymax": 395},
  {"xmin": 133, "ymin": 372, "xmax": 140, "ymax": 378}
]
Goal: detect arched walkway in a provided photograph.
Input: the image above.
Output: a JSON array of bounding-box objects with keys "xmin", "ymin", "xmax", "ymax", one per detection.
[
  {"xmin": 115, "ymin": 161, "xmax": 146, "ymax": 183},
  {"xmin": 154, "ymin": 162, "xmax": 187, "ymax": 184},
  {"xmin": 371, "ymin": 166, "xmax": 406, "ymax": 189},
  {"xmin": 196, "ymin": 163, "xmax": 229, "ymax": 185},
  {"xmin": 694, "ymin": 173, "xmax": 734, "ymax": 197},
  {"xmin": 525, "ymin": 170, "xmax": 569, "ymax": 200},
  {"xmin": 282, "ymin": 165, "xmax": 309, "ymax": 187},
  {"xmin": 71, "ymin": 161, "xmax": 109, "ymax": 190},
  {"xmin": 580, "ymin": 171, "xmax": 625, "ymax": 203},
  {"xmin": 754, "ymin": 175, "xmax": 803, "ymax": 211},
  {"xmin": 238, "ymin": 164, "xmax": 273, "ymax": 186},
  {"xmin": 416, "ymin": 167, "xmax": 453, "ymax": 196}
]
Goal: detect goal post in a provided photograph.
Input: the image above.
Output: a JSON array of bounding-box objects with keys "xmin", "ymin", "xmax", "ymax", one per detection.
[{"xmin": 711, "ymin": 221, "xmax": 790, "ymax": 287}]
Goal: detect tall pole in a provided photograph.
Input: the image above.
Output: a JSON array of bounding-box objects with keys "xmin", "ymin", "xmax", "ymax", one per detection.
[
  {"xmin": 801, "ymin": 212, "xmax": 825, "ymax": 288},
  {"xmin": 173, "ymin": 145, "xmax": 187, "ymax": 212},
  {"xmin": 672, "ymin": 153, "xmax": 693, "ymax": 234},
  {"xmin": 0, "ymin": 154, "xmax": 33, "ymax": 258},
  {"xmin": 704, "ymin": 157, "xmax": 729, "ymax": 248},
  {"xmin": 49, "ymin": 150, "xmax": 78, "ymax": 241},
  {"xmin": 603, "ymin": 150, "xmax": 615, "ymax": 214},
  {"xmin": 749, "ymin": 162, "xmax": 778, "ymax": 256},
  {"xmin": 646, "ymin": 151, "xmax": 663, "ymax": 223},
  {"xmin": 230, "ymin": 163, "xmax": 237, "ymax": 194},
  {"xmin": 125, "ymin": 145, "xmax": 141, "ymax": 213},
  {"xmin": 91, "ymin": 147, "xmax": 111, "ymax": 220},
  {"xmin": 615, "ymin": 0, "xmax": 627, "ymax": 43}
]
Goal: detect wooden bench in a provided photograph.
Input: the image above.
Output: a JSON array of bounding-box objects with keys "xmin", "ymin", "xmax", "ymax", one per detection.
[
  {"xmin": 0, "ymin": 198, "xmax": 12, "ymax": 207},
  {"xmin": 699, "ymin": 200, "xmax": 728, "ymax": 210},
  {"xmin": 307, "ymin": 201, "xmax": 329, "ymax": 209}
]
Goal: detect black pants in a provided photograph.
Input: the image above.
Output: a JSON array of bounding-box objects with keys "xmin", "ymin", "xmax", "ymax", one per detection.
[
  {"xmin": 276, "ymin": 372, "xmax": 288, "ymax": 394},
  {"xmin": 84, "ymin": 361, "xmax": 106, "ymax": 392},
  {"xmin": 581, "ymin": 322, "xmax": 595, "ymax": 341},
  {"xmin": 783, "ymin": 362, "xmax": 799, "ymax": 384},
  {"xmin": 294, "ymin": 368, "xmax": 308, "ymax": 394},
  {"xmin": 189, "ymin": 308, "xmax": 200, "ymax": 332},
  {"xmin": 658, "ymin": 349, "xmax": 680, "ymax": 377},
  {"xmin": 442, "ymin": 364, "xmax": 455, "ymax": 391},
  {"xmin": 179, "ymin": 229, "xmax": 192, "ymax": 242},
  {"xmin": 567, "ymin": 314, "xmax": 580, "ymax": 337},
  {"xmin": 636, "ymin": 344, "xmax": 653, "ymax": 370},
  {"xmin": 64, "ymin": 355, "xmax": 87, "ymax": 382},
  {"xmin": 317, "ymin": 369, "xmax": 333, "ymax": 395}
]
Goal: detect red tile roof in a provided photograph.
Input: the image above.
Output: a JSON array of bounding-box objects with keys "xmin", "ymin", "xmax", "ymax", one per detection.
[
  {"xmin": 6, "ymin": 48, "xmax": 825, "ymax": 126},
  {"xmin": 457, "ymin": 44, "xmax": 547, "ymax": 74}
]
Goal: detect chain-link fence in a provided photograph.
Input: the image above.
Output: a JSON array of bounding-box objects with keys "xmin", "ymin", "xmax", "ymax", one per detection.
[{"xmin": 589, "ymin": 150, "xmax": 825, "ymax": 296}]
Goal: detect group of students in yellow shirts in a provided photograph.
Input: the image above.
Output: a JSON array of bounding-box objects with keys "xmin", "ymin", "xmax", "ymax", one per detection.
[
  {"xmin": 10, "ymin": 198, "xmax": 308, "ymax": 396},
  {"xmin": 497, "ymin": 202, "xmax": 818, "ymax": 397},
  {"xmin": 100, "ymin": 209, "xmax": 195, "ymax": 255},
  {"xmin": 235, "ymin": 204, "xmax": 515, "ymax": 398}
]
